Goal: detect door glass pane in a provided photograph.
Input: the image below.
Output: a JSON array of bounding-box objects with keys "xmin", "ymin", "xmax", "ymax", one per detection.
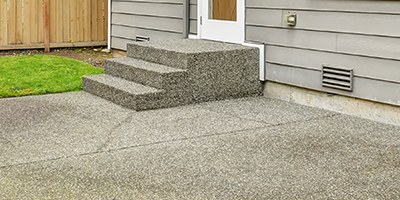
[{"xmin": 209, "ymin": 0, "xmax": 237, "ymax": 21}]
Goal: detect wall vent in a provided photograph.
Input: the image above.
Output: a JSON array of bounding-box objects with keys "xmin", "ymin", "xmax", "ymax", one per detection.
[
  {"xmin": 135, "ymin": 35, "xmax": 150, "ymax": 42},
  {"xmin": 322, "ymin": 65, "xmax": 353, "ymax": 92}
]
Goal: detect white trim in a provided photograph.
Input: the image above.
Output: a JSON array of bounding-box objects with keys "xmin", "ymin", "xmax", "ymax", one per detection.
[
  {"xmin": 189, "ymin": 34, "xmax": 200, "ymax": 39},
  {"xmin": 107, "ymin": 0, "xmax": 112, "ymax": 50},
  {"xmin": 243, "ymin": 42, "xmax": 266, "ymax": 81},
  {"xmin": 200, "ymin": 0, "xmax": 245, "ymax": 44},
  {"xmin": 197, "ymin": 0, "xmax": 202, "ymax": 39}
]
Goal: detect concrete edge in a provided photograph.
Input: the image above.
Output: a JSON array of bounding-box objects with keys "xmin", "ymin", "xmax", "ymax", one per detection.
[{"xmin": 263, "ymin": 81, "xmax": 400, "ymax": 127}]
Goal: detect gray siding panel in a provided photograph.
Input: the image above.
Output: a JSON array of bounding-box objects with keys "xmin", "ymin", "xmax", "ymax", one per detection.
[
  {"xmin": 247, "ymin": 0, "xmax": 400, "ymax": 14},
  {"xmin": 265, "ymin": 45, "xmax": 400, "ymax": 84},
  {"xmin": 247, "ymin": 8, "xmax": 400, "ymax": 37},
  {"xmin": 111, "ymin": 37, "xmax": 135, "ymax": 50},
  {"xmin": 266, "ymin": 63, "xmax": 400, "ymax": 106},
  {"xmin": 246, "ymin": 26, "xmax": 337, "ymax": 52},
  {"xmin": 189, "ymin": 0, "xmax": 197, "ymax": 34},
  {"xmin": 112, "ymin": 13, "xmax": 183, "ymax": 33},
  {"xmin": 189, "ymin": 4, "xmax": 197, "ymax": 19},
  {"xmin": 112, "ymin": 2, "xmax": 183, "ymax": 18},
  {"xmin": 111, "ymin": 0, "xmax": 185, "ymax": 50},
  {"xmin": 246, "ymin": 1, "xmax": 400, "ymax": 105},
  {"xmin": 247, "ymin": 26, "xmax": 400, "ymax": 61},
  {"xmin": 337, "ymin": 34, "xmax": 400, "ymax": 60},
  {"xmin": 190, "ymin": 20, "xmax": 197, "ymax": 34},
  {"xmin": 112, "ymin": 25, "xmax": 182, "ymax": 41}
]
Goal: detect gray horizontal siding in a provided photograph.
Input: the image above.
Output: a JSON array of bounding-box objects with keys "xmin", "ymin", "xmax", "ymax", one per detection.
[
  {"xmin": 266, "ymin": 63, "xmax": 400, "ymax": 106},
  {"xmin": 265, "ymin": 45, "xmax": 400, "ymax": 85},
  {"xmin": 112, "ymin": 25, "xmax": 183, "ymax": 50},
  {"xmin": 246, "ymin": 26, "xmax": 400, "ymax": 61},
  {"xmin": 112, "ymin": 1, "xmax": 183, "ymax": 18},
  {"xmin": 246, "ymin": 0, "xmax": 400, "ymax": 14},
  {"xmin": 246, "ymin": 9, "xmax": 400, "ymax": 37},
  {"xmin": 189, "ymin": 0, "xmax": 197, "ymax": 34},
  {"xmin": 111, "ymin": 0, "xmax": 185, "ymax": 50},
  {"xmin": 246, "ymin": 1, "xmax": 400, "ymax": 105}
]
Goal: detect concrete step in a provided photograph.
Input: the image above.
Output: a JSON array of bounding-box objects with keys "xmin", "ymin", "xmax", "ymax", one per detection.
[
  {"xmin": 83, "ymin": 39, "xmax": 262, "ymax": 111},
  {"xmin": 82, "ymin": 74, "xmax": 168, "ymax": 111},
  {"xmin": 105, "ymin": 57, "xmax": 189, "ymax": 91},
  {"xmin": 127, "ymin": 39, "xmax": 255, "ymax": 69},
  {"xmin": 127, "ymin": 39, "xmax": 262, "ymax": 101}
]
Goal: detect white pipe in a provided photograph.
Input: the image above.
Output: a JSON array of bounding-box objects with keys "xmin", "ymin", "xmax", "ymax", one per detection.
[
  {"xmin": 243, "ymin": 42, "xmax": 266, "ymax": 81},
  {"xmin": 107, "ymin": 0, "xmax": 112, "ymax": 50}
]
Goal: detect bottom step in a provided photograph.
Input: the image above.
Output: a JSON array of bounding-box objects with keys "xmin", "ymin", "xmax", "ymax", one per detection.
[{"xmin": 83, "ymin": 74, "xmax": 168, "ymax": 111}]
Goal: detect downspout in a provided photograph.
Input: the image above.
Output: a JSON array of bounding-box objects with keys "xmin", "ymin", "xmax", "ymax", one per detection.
[
  {"xmin": 183, "ymin": 0, "xmax": 190, "ymax": 38},
  {"xmin": 107, "ymin": 0, "xmax": 112, "ymax": 50}
]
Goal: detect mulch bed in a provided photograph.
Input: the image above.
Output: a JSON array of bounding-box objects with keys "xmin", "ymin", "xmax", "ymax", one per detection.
[{"xmin": 0, "ymin": 47, "xmax": 114, "ymax": 69}]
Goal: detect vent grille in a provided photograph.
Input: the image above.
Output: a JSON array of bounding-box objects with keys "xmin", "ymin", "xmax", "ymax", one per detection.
[
  {"xmin": 135, "ymin": 35, "xmax": 150, "ymax": 42},
  {"xmin": 322, "ymin": 65, "xmax": 353, "ymax": 91}
]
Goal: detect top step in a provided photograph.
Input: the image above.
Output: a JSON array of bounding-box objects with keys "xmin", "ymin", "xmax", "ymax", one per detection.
[{"xmin": 127, "ymin": 39, "xmax": 255, "ymax": 69}]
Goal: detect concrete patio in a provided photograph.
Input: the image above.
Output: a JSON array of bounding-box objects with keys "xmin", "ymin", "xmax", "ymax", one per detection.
[{"xmin": 0, "ymin": 92, "xmax": 399, "ymax": 199}]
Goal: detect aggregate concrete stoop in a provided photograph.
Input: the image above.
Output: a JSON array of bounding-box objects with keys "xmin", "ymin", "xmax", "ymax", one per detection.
[{"xmin": 83, "ymin": 39, "xmax": 262, "ymax": 111}]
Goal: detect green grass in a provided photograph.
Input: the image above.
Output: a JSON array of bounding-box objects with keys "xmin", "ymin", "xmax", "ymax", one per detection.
[{"xmin": 0, "ymin": 55, "xmax": 104, "ymax": 98}]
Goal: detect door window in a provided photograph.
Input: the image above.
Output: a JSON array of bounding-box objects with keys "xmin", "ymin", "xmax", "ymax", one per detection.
[{"xmin": 209, "ymin": 0, "xmax": 237, "ymax": 21}]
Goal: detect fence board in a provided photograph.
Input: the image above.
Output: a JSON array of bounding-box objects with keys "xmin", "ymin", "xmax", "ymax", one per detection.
[
  {"xmin": 16, "ymin": 0, "xmax": 23, "ymax": 44},
  {"xmin": 23, "ymin": 0, "xmax": 30, "ymax": 44},
  {"xmin": 98, "ymin": 0, "xmax": 104, "ymax": 40},
  {"xmin": 8, "ymin": 0, "xmax": 16, "ymax": 44},
  {"xmin": 62, "ymin": 0, "xmax": 69, "ymax": 42},
  {"xmin": 104, "ymin": 0, "xmax": 108, "ymax": 41},
  {"xmin": 83, "ymin": 0, "xmax": 90, "ymax": 42},
  {"xmin": 38, "ymin": 0, "xmax": 44, "ymax": 43},
  {"xmin": 30, "ymin": 0, "xmax": 39, "ymax": 44},
  {"xmin": 0, "ymin": 0, "xmax": 8, "ymax": 45},
  {"xmin": 49, "ymin": 0, "xmax": 55, "ymax": 43},
  {"xmin": 0, "ymin": 0, "xmax": 108, "ymax": 50},
  {"xmin": 91, "ymin": 0, "xmax": 98, "ymax": 41}
]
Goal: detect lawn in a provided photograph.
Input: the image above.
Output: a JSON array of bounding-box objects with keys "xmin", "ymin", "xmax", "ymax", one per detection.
[{"xmin": 0, "ymin": 55, "xmax": 104, "ymax": 98}]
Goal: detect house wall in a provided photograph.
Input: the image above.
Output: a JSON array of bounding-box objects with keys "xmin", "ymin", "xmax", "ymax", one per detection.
[
  {"xmin": 189, "ymin": 0, "xmax": 197, "ymax": 35},
  {"xmin": 111, "ymin": 0, "xmax": 185, "ymax": 50},
  {"xmin": 246, "ymin": 0, "xmax": 400, "ymax": 106}
]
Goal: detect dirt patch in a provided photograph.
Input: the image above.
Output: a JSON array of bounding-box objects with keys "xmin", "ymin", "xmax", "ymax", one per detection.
[{"xmin": 0, "ymin": 47, "xmax": 117, "ymax": 69}]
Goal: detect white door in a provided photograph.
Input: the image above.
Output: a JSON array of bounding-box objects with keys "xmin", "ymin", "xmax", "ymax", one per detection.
[{"xmin": 200, "ymin": 0, "xmax": 244, "ymax": 44}]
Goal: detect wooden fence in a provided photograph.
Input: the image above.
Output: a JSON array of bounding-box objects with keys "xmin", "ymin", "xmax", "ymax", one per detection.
[{"xmin": 0, "ymin": 0, "xmax": 108, "ymax": 50}]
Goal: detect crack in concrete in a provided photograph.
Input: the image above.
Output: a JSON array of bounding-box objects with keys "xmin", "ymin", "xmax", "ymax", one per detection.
[
  {"xmin": 0, "ymin": 112, "xmax": 340, "ymax": 170},
  {"xmin": 95, "ymin": 114, "xmax": 134, "ymax": 152},
  {"xmin": 0, "ymin": 124, "xmax": 271, "ymax": 169},
  {"xmin": 199, "ymin": 102, "xmax": 340, "ymax": 126}
]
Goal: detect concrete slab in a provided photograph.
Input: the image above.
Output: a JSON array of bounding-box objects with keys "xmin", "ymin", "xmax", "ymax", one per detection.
[
  {"xmin": 104, "ymin": 106, "xmax": 267, "ymax": 150},
  {"xmin": 192, "ymin": 97, "xmax": 336, "ymax": 125},
  {"xmin": 0, "ymin": 92, "xmax": 399, "ymax": 199},
  {"xmin": 0, "ymin": 113, "xmax": 399, "ymax": 199},
  {"xmin": 0, "ymin": 92, "xmax": 135, "ymax": 166}
]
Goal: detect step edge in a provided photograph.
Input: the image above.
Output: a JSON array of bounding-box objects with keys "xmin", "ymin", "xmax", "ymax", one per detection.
[
  {"xmin": 83, "ymin": 74, "xmax": 165, "ymax": 95},
  {"xmin": 106, "ymin": 57, "xmax": 187, "ymax": 74}
]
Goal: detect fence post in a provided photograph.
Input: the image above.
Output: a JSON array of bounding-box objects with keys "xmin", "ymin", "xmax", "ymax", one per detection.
[{"xmin": 44, "ymin": 0, "xmax": 50, "ymax": 52}]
